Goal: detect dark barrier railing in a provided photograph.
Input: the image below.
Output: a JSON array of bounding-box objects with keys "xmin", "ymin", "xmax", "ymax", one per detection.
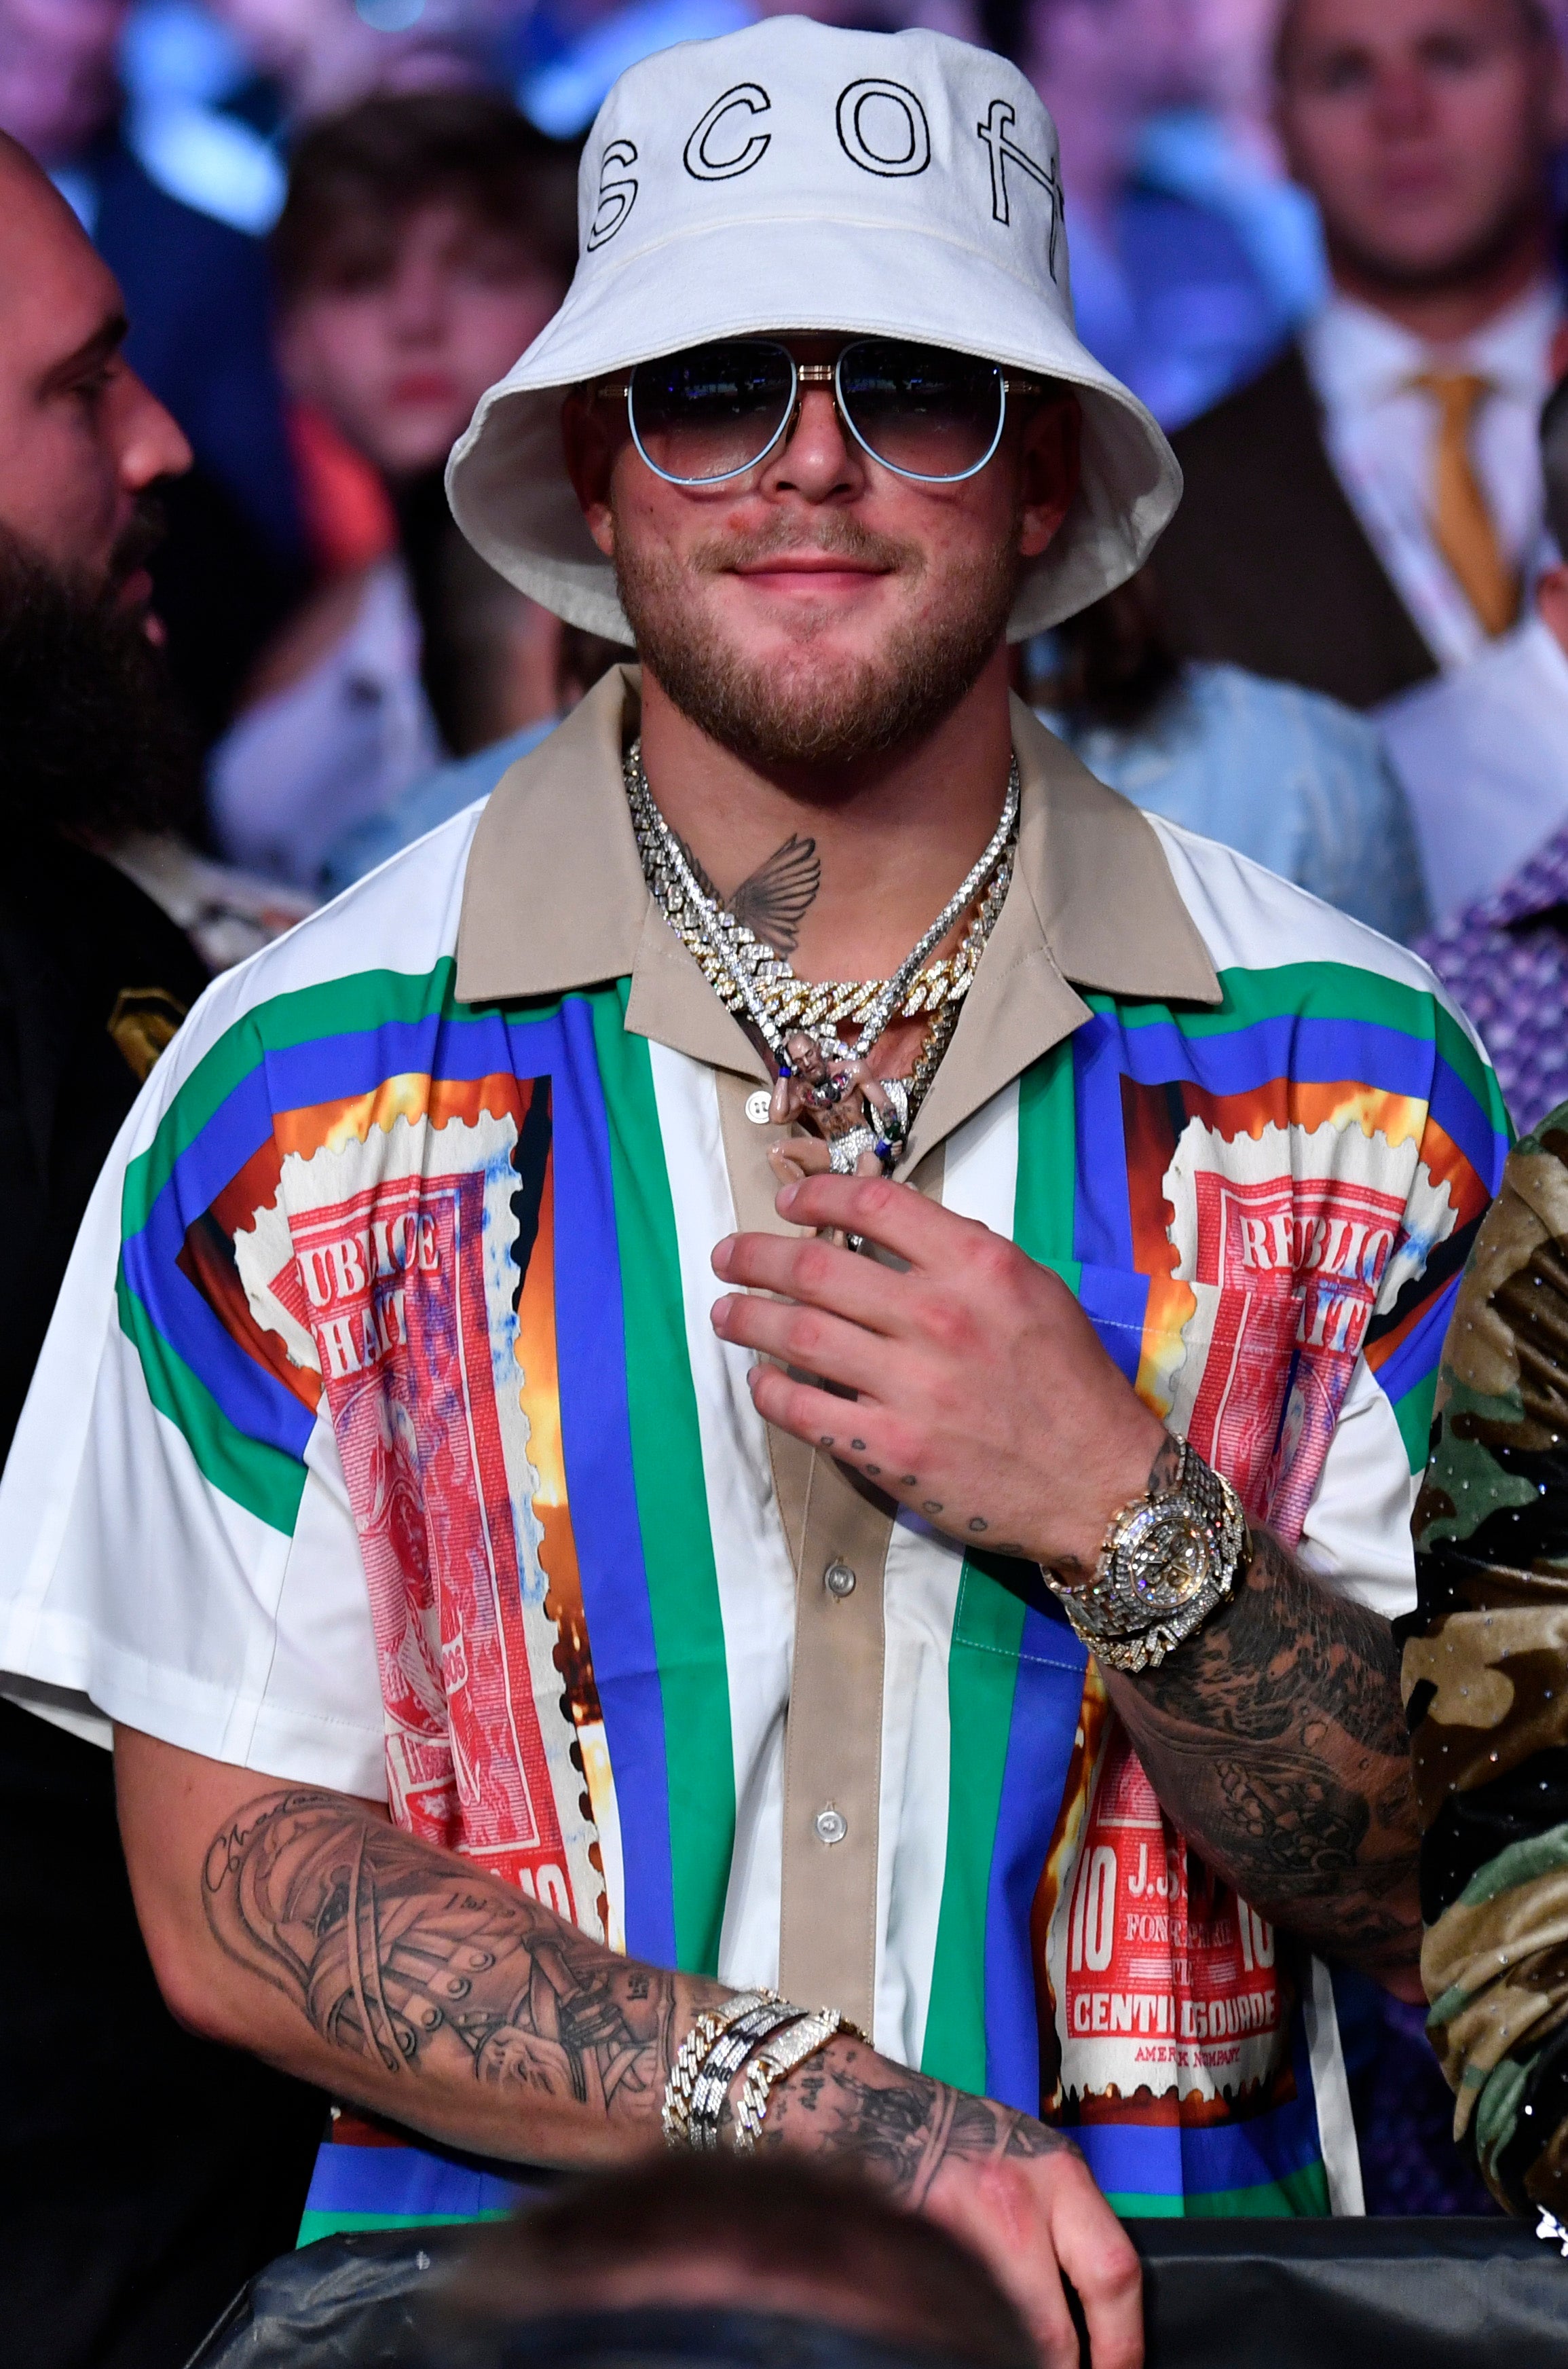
[{"xmin": 186, "ymin": 2217, "xmax": 1568, "ymax": 2369}]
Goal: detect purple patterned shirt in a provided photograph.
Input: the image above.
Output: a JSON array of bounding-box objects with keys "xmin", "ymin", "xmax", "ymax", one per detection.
[{"xmin": 1418, "ymin": 822, "xmax": 1568, "ymax": 1136}]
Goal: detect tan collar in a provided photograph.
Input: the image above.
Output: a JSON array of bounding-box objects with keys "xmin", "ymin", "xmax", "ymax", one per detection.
[{"xmin": 455, "ymin": 664, "xmax": 1220, "ymax": 1162}]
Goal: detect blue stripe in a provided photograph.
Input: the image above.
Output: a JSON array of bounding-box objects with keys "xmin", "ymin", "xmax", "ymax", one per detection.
[
  {"xmin": 1075, "ymin": 2081, "xmax": 1325, "ymax": 2199},
  {"xmin": 303, "ymin": 2137, "xmax": 534, "ymax": 2219},
  {"xmin": 1079, "ymin": 1262, "xmax": 1152, "ymax": 1391},
  {"xmin": 1373, "ymin": 1269, "xmax": 1462, "ymax": 1417},
  {"xmin": 538, "ymin": 997, "xmax": 678, "ymax": 1969},
  {"xmin": 1426, "ymin": 1058, "xmax": 1510, "ymax": 1192},
  {"xmin": 1072, "ymin": 1018, "xmax": 1136, "ymax": 1270},
  {"xmin": 983, "ymin": 1616, "xmax": 1089, "ymax": 2114}
]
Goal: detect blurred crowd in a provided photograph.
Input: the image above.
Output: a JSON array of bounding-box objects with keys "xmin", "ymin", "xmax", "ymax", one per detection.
[
  {"xmin": 5, "ymin": 1, "xmax": 1567, "ymax": 1024},
  {"xmin": 3, "ymin": 0, "xmax": 1568, "ymax": 2297}
]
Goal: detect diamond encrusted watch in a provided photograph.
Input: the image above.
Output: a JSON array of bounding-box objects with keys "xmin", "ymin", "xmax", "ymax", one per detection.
[{"xmin": 1043, "ymin": 1437, "xmax": 1251, "ymax": 1675}]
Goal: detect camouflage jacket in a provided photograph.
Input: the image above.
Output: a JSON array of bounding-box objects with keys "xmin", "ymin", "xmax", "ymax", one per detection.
[{"xmin": 1407, "ymin": 1103, "xmax": 1568, "ymax": 2214}]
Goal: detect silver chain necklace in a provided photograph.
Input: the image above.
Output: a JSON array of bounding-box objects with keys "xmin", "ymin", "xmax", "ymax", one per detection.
[{"xmin": 627, "ymin": 741, "xmax": 1018, "ymax": 1173}]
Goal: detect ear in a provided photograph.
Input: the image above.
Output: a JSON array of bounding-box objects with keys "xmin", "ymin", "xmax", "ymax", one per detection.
[
  {"xmin": 1017, "ymin": 390, "xmax": 1081, "ymax": 562},
  {"xmin": 561, "ymin": 386, "xmax": 627, "ymax": 562}
]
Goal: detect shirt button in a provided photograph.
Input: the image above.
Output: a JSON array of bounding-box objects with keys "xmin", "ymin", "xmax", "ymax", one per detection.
[
  {"xmin": 745, "ymin": 1088, "xmax": 773, "ymax": 1124},
  {"xmin": 823, "ymin": 1559, "xmax": 857, "ymax": 1599},
  {"xmin": 815, "ymin": 1807, "xmax": 848, "ymax": 1845}
]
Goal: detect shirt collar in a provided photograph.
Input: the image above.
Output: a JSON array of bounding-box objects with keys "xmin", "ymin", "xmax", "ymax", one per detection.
[
  {"xmin": 1305, "ymin": 280, "xmax": 1562, "ymax": 413},
  {"xmin": 455, "ymin": 664, "xmax": 1220, "ymax": 1162}
]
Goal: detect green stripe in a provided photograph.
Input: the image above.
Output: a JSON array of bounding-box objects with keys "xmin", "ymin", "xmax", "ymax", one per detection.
[
  {"xmin": 1106, "ymin": 2161, "xmax": 1330, "ymax": 2218},
  {"xmin": 589, "ymin": 987, "xmax": 735, "ymax": 1977},
  {"xmin": 296, "ymin": 2208, "xmax": 512, "ymax": 2244},
  {"xmin": 1094, "ymin": 961, "xmax": 1504, "ymax": 1133},
  {"xmin": 1015, "ymin": 1038, "xmax": 1081, "ymax": 1285},
  {"xmin": 122, "ymin": 959, "xmax": 468, "ymax": 1236},
  {"xmin": 920, "ymin": 1561, "xmax": 1025, "ymax": 2094},
  {"xmin": 920, "ymin": 1045, "xmax": 1081, "ymax": 2091},
  {"xmin": 1457, "ymin": 1822, "xmax": 1568, "ymax": 1908},
  {"xmin": 1391, "ymin": 1374, "xmax": 1438, "ymax": 1477},
  {"xmin": 115, "ymin": 1275, "xmax": 306, "ymax": 1533}
]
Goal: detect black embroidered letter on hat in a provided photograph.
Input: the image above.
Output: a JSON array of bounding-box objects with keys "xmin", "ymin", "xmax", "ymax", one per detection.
[
  {"xmin": 975, "ymin": 98, "xmax": 1063, "ymax": 277},
  {"xmin": 684, "ymin": 84, "xmax": 772, "ymax": 181},
  {"xmin": 587, "ymin": 139, "xmax": 639, "ymax": 250},
  {"xmin": 836, "ymin": 79, "xmax": 931, "ymax": 177}
]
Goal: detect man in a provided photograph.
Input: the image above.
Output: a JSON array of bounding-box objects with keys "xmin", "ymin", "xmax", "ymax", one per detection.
[
  {"xmin": 430, "ymin": 2154, "xmax": 1033, "ymax": 2368},
  {"xmin": 0, "ymin": 0, "xmax": 305, "ymax": 739},
  {"xmin": 1151, "ymin": 0, "xmax": 1568, "ymax": 712},
  {"xmin": 1401, "ymin": 373, "xmax": 1568, "ymax": 1124},
  {"xmin": 0, "ymin": 133, "xmax": 324, "ymax": 2366},
  {"xmin": 1404, "ymin": 1105, "xmax": 1568, "ymax": 2220},
  {"xmin": 0, "ymin": 22, "xmax": 1508, "ymax": 2368},
  {"xmin": 1020, "ymin": 0, "xmax": 1298, "ymax": 429}
]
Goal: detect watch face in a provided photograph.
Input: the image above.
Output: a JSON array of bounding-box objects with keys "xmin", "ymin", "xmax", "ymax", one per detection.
[{"xmin": 1112, "ymin": 1498, "xmax": 1215, "ymax": 1623}]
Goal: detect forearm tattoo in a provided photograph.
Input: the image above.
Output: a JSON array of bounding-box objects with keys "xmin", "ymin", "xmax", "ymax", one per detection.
[
  {"xmin": 201, "ymin": 1788, "xmax": 1074, "ymax": 2175},
  {"xmin": 1106, "ymin": 1492, "xmax": 1422, "ymax": 1979},
  {"xmin": 203, "ymin": 1789, "xmax": 682, "ymax": 2116}
]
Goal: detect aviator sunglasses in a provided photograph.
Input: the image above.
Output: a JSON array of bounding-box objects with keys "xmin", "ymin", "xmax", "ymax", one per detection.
[{"xmin": 605, "ymin": 337, "xmax": 1045, "ymax": 488}]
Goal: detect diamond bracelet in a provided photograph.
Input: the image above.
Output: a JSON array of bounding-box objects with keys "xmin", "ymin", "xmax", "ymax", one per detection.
[
  {"xmin": 731, "ymin": 2009, "xmax": 847, "ymax": 2152},
  {"xmin": 660, "ymin": 1989, "xmax": 780, "ymax": 2148}
]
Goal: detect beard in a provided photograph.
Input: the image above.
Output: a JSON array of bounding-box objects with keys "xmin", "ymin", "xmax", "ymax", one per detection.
[
  {"xmin": 0, "ymin": 509, "xmax": 200, "ymax": 849},
  {"xmin": 613, "ymin": 509, "xmax": 1022, "ymax": 772}
]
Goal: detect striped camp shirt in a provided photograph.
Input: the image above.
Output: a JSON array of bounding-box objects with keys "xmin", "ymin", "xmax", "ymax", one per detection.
[{"xmin": 0, "ymin": 667, "xmax": 1507, "ymax": 2233}]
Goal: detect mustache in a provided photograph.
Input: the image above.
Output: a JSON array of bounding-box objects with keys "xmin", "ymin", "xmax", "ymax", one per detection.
[
  {"xmin": 689, "ymin": 515, "xmax": 925, "ymax": 577},
  {"xmin": 105, "ymin": 494, "xmax": 166, "ymax": 592}
]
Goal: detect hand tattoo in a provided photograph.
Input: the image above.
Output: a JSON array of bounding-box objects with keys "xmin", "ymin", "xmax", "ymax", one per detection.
[
  {"xmin": 203, "ymin": 1789, "xmax": 686, "ymax": 2114},
  {"xmin": 759, "ymin": 2036, "xmax": 1073, "ymax": 2206}
]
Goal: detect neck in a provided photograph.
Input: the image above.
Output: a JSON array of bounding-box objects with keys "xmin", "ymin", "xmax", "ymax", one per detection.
[
  {"xmin": 636, "ymin": 647, "xmax": 1016, "ymax": 985},
  {"xmin": 1327, "ymin": 211, "xmax": 1552, "ymax": 346}
]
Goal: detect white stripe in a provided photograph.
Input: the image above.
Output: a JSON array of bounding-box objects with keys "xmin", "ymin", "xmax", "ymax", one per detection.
[
  {"xmin": 875, "ymin": 1080, "xmax": 1022, "ymax": 2065},
  {"xmin": 1303, "ymin": 1952, "xmax": 1365, "ymax": 2215},
  {"xmin": 646, "ymin": 1042, "xmax": 797, "ymax": 1993}
]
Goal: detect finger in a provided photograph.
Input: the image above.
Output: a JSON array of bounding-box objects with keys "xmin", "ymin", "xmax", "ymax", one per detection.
[
  {"xmin": 711, "ymin": 1289, "xmax": 901, "ymax": 1401},
  {"xmin": 745, "ymin": 1361, "xmax": 893, "ymax": 1465},
  {"xmin": 1045, "ymin": 2157, "xmax": 1143, "ymax": 2369},
  {"xmin": 925, "ymin": 2159, "xmax": 1081, "ymax": 2369},
  {"xmin": 713, "ymin": 1228, "xmax": 915, "ymax": 1336},
  {"xmin": 775, "ymin": 1171, "xmax": 982, "ymax": 1268}
]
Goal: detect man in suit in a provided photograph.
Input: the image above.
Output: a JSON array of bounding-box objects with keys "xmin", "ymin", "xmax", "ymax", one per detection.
[
  {"xmin": 1151, "ymin": 0, "xmax": 1567, "ymax": 710},
  {"xmin": 0, "ymin": 131, "xmax": 323, "ymax": 2368}
]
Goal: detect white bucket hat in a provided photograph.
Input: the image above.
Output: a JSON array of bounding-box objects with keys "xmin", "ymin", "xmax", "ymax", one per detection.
[{"xmin": 447, "ymin": 16, "xmax": 1181, "ymax": 643}]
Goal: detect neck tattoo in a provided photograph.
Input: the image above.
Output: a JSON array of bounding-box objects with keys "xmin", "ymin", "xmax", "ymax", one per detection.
[{"xmin": 627, "ymin": 740, "xmax": 1018, "ymax": 1177}]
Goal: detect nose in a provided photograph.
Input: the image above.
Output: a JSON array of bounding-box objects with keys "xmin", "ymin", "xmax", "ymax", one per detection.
[
  {"xmin": 115, "ymin": 369, "xmax": 192, "ymax": 494},
  {"xmin": 1370, "ymin": 58, "xmax": 1438, "ymax": 136},
  {"xmin": 387, "ymin": 253, "xmax": 448, "ymax": 345},
  {"xmin": 761, "ymin": 377, "xmax": 865, "ymax": 503}
]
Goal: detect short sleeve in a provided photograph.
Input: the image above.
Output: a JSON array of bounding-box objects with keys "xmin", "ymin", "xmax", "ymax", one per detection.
[{"xmin": 0, "ymin": 970, "xmax": 386, "ymax": 1796}]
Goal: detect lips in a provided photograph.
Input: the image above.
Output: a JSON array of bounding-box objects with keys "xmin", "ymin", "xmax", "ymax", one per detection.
[{"xmin": 390, "ymin": 374, "xmax": 460, "ymax": 406}]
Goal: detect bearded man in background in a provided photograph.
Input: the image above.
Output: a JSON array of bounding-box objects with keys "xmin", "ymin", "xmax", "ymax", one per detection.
[{"xmin": 0, "ymin": 132, "xmax": 324, "ymax": 2369}]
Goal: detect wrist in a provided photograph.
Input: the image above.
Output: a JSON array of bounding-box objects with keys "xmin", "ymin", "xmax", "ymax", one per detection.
[
  {"xmin": 1047, "ymin": 1412, "xmax": 1169, "ymax": 1579},
  {"xmin": 1043, "ymin": 1435, "xmax": 1252, "ymax": 1677}
]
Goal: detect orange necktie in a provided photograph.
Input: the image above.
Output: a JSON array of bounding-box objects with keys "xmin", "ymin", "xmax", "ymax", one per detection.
[{"xmin": 1413, "ymin": 369, "xmax": 1518, "ymax": 637}]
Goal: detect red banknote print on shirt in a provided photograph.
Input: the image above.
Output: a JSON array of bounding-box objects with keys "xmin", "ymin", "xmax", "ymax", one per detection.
[{"xmin": 234, "ymin": 1099, "xmax": 602, "ymax": 1926}]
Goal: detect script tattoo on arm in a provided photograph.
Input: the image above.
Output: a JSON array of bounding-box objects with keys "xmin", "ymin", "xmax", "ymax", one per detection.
[
  {"xmin": 679, "ymin": 833, "xmax": 821, "ymax": 957},
  {"xmin": 1104, "ymin": 1456, "xmax": 1421, "ymax": 1981},
  {"xmin": 203, "ymin": 1788, "xmax": 685, "ymax": 2117}
]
